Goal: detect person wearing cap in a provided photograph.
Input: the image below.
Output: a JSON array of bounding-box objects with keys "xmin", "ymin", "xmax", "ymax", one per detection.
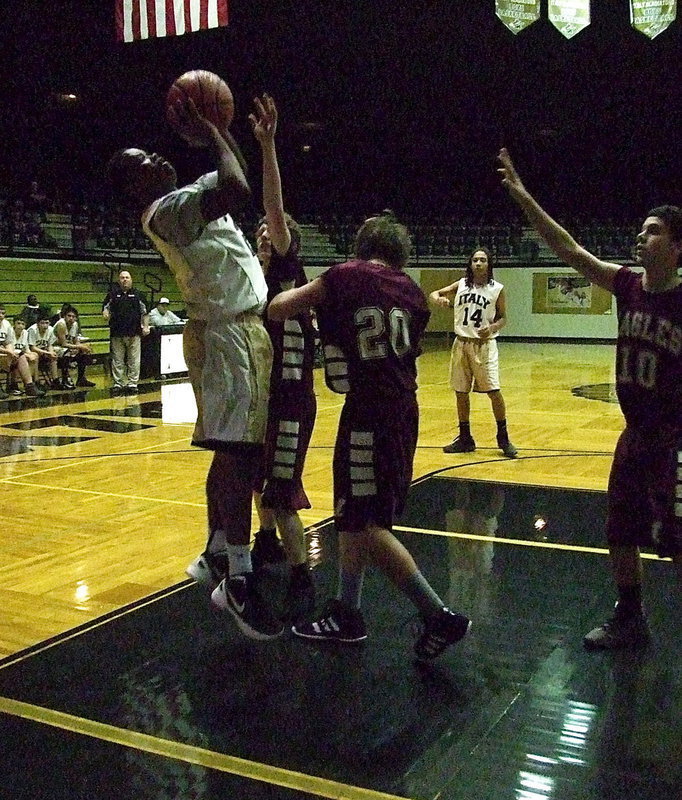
[{"xmin": 148, "ymin": 297, "xmax": 182, "ymax": 328}]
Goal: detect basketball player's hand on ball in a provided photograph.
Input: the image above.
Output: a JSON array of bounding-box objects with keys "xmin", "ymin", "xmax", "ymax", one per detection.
[
  {"xmin": 167, "ymin": 97, "xmax": 218, "ymax": 148},
  {"xmin": 497, "ymin": 148, "xmax": 526, "ymax": 198},
  {"xmin": 249, "ymin": 94, "xmax": 278, "ymax": 145}
]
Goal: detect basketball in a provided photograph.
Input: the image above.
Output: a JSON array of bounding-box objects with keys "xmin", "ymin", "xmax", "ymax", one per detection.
[{"xmin": 166, "ymin": 70, "xmax": 234, "ymax": 143}]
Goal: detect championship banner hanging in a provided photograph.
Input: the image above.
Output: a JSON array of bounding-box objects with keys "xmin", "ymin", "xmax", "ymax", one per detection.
[
  {"xmin": 548, "ymin": 1, "xmax": 591, "ymax": 38},
  {"xmin": 495, "ymin": 0, "xmax": 541, "ymax": 34},
  {"xmin": 630, "ymin": 0, "xmax": 677, "ymax": 39}
]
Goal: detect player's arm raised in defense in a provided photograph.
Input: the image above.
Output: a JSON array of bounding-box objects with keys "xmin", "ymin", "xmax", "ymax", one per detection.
[
  {"xmin": 250, "ymin": 94, "xmax": 290, "ymax": 256},
  {"xmin": 498, "ymin": 148, "xmax": 621, "ymax": 293},
  {"xmin": 168, "ymin": 97, "xmax": 251, "ymax": 221},
  {"xmin": 429, "ymin": 279, "xmax": 460, "ymax": 308},
  {"xmin": 268, "ymin": 278, "xmax": 327, "ymax": 322}
]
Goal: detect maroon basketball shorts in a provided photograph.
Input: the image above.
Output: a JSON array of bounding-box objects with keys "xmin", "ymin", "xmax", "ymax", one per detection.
[
  {"xmin": 332, "ymin": 393, "xmax": 419, "ymax": 533},
  {"xmin": 254, "ymin": 390, "xmax": 316, "ymax": 512},
  {"xmin": 606, "ymin": 425, "xmax": 682, "ymax": 558}
]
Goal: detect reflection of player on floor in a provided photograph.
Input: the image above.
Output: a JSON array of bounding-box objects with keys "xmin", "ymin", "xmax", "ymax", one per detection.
[
  {"xmin": 108, "ymin": 95, "xmax": 282, "ymax": 640},
  {"xmin": 446, "ymin": 482, "xmax": 504, "ymax": 621},
  {"xmin": 249, "ymin": 94, "xmax": 316, "ymax": 621},
  {"xmin": 430, "ymin": 248, "xmax": 517, "ymax": 458},
  {"xmin": 269, "ymin": 216, "xmax": 471, "ymax": 661},
  {"xmin": 499, "ymin": 147, "xmax": 682, "ymax": 650}
]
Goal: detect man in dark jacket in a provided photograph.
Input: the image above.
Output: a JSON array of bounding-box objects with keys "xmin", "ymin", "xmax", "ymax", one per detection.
[{"xmin": 102, "ymin": 270, "xmax": 149, "ymax": 394}]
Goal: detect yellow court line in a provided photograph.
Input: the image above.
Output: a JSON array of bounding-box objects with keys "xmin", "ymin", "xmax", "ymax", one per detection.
[
  {"xmin": 0, "ymin": 478, "xmax": 204, "ymax": 508},
  {"xmin": 0, "ymin": 696, "xmax": 408, "ymax": 800},
  {"xmin": 394, "ymin": 525, "xmax": 668, "ymax": 561}
]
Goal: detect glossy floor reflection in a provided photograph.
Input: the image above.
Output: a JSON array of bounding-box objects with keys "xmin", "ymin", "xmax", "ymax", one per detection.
[{"xmin": 0, "ymin": 477, "xmax": 679, "ymax": 800}]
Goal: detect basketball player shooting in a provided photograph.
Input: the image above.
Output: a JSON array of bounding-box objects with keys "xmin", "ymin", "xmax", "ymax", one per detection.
[{"xmin": 107, "ymin": 85, "xmax": 282, "ymax": 642}]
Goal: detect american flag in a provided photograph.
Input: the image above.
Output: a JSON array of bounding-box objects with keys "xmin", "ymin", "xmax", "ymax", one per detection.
[{"xmin": 116, "ymin": 0, "xmax": 228, "ymax": 42}]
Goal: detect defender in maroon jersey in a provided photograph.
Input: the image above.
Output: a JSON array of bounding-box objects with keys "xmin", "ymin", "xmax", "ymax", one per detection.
[
  {"xmin": 252, "ymin": 212, "xmax": 318, "ymax": 620},
  {"xmin": 499, "ymin": 147, "xmax": 682, "ymax": 651},
  {"xmin": 269, "ymin": 215, "xmax": 471, "ymax": 661}
]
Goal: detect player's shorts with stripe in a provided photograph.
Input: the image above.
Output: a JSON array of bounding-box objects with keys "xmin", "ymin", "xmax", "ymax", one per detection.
[
  {"xmin": 182, "ymin": 315, "xmax": 272, "ymax": 451},
  {"xmin": 254, "ymin": 390, "xmax": 316, "ymax": 512},
  {"xmin": 606, "ymin": 425, "xmax": 682, "ymax": 558},
  {"xmin": 449, "ymin": 337, "xmax": 500, "ymax": 393},
  {"xmin": 333, "ymin": 393, "xmax": 418, "ymax": 533}
]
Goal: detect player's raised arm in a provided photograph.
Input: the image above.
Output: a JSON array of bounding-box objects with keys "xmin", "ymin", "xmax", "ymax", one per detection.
[
  {"xmin": 250, "ymin": 94, "xmax": 290, "ymax": 257},
  {"xmin": 498, "ymin": 148, "xmax": 621, "ymax": 293},
  {"xmin": 168, "ymin": 97, "xmax": 251, "ymax": 220}
]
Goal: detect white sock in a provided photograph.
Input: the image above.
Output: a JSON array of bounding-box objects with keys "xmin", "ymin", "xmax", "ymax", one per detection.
[
  {"xmin": 207, "ymin": 529, "xmax": 227, "ymax": 554},
  {"xmin": 225, "ymin": 544, "xmax": 252, "ymax": 576}
]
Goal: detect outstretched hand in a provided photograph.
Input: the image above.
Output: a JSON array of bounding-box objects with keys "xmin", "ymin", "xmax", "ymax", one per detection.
[
  {"xmin": 497, "ymin": 148, "xmax": 526, "ymax": 198},
  {"xmin": 167, "ymin": 97, "xmax": 218, "ymax": 148},
  {"xmin": 249, "ymin": 93, "xmax": 278, "ymax": 145}
]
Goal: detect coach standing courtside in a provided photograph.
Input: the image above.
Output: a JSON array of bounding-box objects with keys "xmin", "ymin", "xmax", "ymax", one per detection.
[{"xmin": 102, "ymin": 270, "xmax": 150, "ymax": 395}]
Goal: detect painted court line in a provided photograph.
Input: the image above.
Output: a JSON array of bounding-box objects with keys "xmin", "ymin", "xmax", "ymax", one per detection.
[
  {"xmin": 394, "ymin": 524, "xmax": 668, "ymax": 560},
  {"xmin": 0, "ymin": 696, "xmax": 408, "ymax": 800},
  {"xmin": 0, "ymin": 478, "xmax": 204, "ymax": 508}
]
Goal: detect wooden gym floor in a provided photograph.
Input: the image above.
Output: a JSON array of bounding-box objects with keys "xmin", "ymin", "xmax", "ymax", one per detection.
[{"xmin": 0, "ymin": 339, "xmax": 679, "ymax": 800}]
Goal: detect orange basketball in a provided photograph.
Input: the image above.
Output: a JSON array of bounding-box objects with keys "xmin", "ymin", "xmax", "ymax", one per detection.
[{"xmin": 166, "ymin": 70, "xmax": 234, "ymax": 143}]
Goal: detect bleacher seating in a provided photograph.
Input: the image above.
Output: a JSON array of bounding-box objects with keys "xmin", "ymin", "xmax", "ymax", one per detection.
[
  {"xmin": 0, "ymin": 207, "xmax": 639, "ymax": 371},
  {"xmin": 0, "ymin": 258, "xmax": 183, "ymax": 365},
  {"xmin": 313, "ymin": 217, "xmax": 526, "ymax": 263},
  {"xmin": 312, "ymin": 216, "xmax": 638, "ymax": 265}
]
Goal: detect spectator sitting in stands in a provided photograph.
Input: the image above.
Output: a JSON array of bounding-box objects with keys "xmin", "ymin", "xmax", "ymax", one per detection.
[
  {"xmin": 27, "ymin": 311, "xmax": 60, "ymax": 389},
  {"xmin": 24, "ymin": 216, "xmax": 43, "ymax": 247},
  {"xmin": 0, "ymin": 312, "xmax": 44, "ymax": 397},
  {"xmin": 0, "ymin": 304, "xmax": 12, "ymax": 398},
  {"xmin": 9, "ymin": 200, "xmax": 28, "ymax": 246},
  {"xmin": 0, "ymin": 196, "xmax": 8, "ymax": 248},
  {"xmin": 20, "ymin": 294, "xmax": 42, "ymax": 327},
  {"xmin": 11, "ymin": 194, "xmax": 44, "ymax": 248},
  {"xmin": 148, "ymin": 297, "xmax": 182, "ymax": 327},
  {"xmin": 25, "ymin": 180, "xmax": 50, "ymax": 221},
  {"xmin": 53, "ymin": 304, "xmax": 94, "ymax": 388}
]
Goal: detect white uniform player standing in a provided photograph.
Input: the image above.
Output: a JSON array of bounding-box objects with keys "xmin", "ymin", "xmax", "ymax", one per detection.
[{"xmin": 430, "ymin": 247, "xmax": 517, "ymax": 458}]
